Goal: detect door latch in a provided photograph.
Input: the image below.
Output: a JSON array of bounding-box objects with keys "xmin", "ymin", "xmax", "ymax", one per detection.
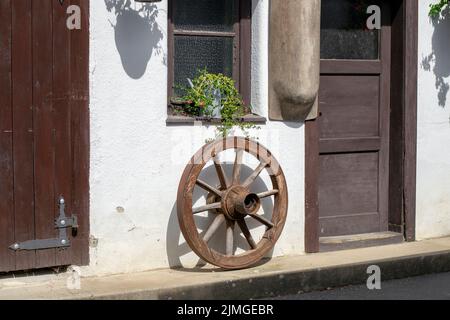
[{"xmin": 9, "ymin": 197, "xmax": 78, "ymax": 251}]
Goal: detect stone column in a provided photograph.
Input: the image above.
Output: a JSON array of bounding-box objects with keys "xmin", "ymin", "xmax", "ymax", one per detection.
[{"xmin": 269, "ymin": 0, "xmax": 321, "ymax": 121}]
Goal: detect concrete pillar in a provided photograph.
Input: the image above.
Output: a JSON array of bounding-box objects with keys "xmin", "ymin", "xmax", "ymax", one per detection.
[{"xmin": 269, "ymin": 0, "xmax": 321, "ymax": 121}]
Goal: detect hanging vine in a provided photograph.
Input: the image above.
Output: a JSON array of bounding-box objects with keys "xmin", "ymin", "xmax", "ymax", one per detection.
[{"xmin": 173, "ymin": 70, "xmax": 258, "ymax": 139}]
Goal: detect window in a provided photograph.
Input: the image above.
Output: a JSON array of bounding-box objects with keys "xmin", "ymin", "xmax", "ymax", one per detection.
[
  {"xmin": 168, "ymin": 0, "xmax": 252, "ymax": 114},
  {"xmin": 321, "ymin": 0, "xmax": 380, "ymax": 60}
]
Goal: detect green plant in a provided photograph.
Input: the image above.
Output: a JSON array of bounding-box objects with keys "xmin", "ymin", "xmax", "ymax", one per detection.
[
  {"xmin": 177, "ymin": 70, "xmax": 258, "ymax": 138},
  {"xmin": 429, "ymin": 0, "xmax": 449, "ymax": 17}
]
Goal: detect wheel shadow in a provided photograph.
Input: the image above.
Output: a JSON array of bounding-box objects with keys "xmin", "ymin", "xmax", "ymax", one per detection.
[{"xmin": 166, "ymin": 163, "xmax": 276, "ymax": 272}]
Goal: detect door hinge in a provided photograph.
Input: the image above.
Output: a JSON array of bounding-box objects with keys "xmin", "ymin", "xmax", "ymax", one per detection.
[{"xmin": 9, "ymin": 197, "xmax": 78, "ymax": 251}]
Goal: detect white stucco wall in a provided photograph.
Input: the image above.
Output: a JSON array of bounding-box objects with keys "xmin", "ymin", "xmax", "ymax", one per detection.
[
  {"xmin": 416, "ymin": 0, "xmax": 450, "ymax": 239},
  {"xmin": 87, "ymin": 0, "xmax": 305, "ymax": 276}
]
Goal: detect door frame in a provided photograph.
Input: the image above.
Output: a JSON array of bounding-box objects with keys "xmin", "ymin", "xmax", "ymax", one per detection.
[
  {"xmin": 69, "ymin": 0, "xmax": 90, "ymax": 267},
  {"xmin": 305, "ymin": 0, "xmax": 418, "ymax": 253}
]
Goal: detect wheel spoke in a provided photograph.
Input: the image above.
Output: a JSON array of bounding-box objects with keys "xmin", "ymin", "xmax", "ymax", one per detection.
[
  {"xmin": 226, "ymin": 221, "xmax": 235, "ymax": 256},
  {"xmin": 232, "ymin": 149, "xmax": 244, "ymax": 185},
  {"xmin": 196, "ymin": 179, "xmax": 222, "ymax": 197},
  {"xmin": 257, "ymin": 190, "xmax": 279, "ymax": 199},
  {"xmin": 213, "ymin": 155, "xmax": 229, "ymax": 189},
  {"xmin": 203, "ymin": 214, "xmax": 226, "ymax": 243},
  {"xmin": 248, "ymin": 213, "xmax": 275, "ymax": 228},
  {"xmin": 243, "ymin": 162, "xmax": 268, "ymax": 188},
  {"xmin": 237, "ymin": 219, "xmax": 257, "ymax": 249},
  {"xmin": 193, "ymin": 202, "xmax": 222, "ymax": 214}
]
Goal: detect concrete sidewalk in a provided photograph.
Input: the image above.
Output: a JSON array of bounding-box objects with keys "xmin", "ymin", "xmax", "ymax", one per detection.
[{"xmin": 1, "ymin": 236, "xmax": 450, "ymax": 300}]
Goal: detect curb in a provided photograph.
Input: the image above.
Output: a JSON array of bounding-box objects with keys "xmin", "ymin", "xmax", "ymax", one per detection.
[{"xmin": 91, "ymin": 250, "xmax": 450, "ymax": 300}]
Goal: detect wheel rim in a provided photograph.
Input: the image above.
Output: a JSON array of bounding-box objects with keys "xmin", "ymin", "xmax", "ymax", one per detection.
[{"xmin": 177, "ymin": 137, "xmax": 288, "ymax": 270}]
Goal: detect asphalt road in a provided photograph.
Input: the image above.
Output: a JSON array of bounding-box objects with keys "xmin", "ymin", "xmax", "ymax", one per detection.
[{"xmin": 273, "ymin": 272, "xmax": 450, "ymax": 300}]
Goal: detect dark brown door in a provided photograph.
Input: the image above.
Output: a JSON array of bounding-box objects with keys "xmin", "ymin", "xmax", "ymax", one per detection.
[
  {"xmin": 318, "ymin": 0, "xmax": 391, "ymax": 237},
  {"xmin": 0, "ymin": 0, "xmax": 89, "ymax": 273}
]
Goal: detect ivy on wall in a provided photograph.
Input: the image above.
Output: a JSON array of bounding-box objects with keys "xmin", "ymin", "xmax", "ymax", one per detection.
[{"xmin": 429, "ymin": 0, "xmax": 449, "ymax": 17}]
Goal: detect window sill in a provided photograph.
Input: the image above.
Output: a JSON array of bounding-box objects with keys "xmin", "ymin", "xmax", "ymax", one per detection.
[{"xmin": 166, "ymin": 114, "xmax": 267, "ymax": 126}]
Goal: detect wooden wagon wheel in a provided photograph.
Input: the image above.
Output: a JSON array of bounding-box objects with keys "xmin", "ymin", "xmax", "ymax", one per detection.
[{"xmin": 177, "ymin": 137, "xmax": 288, "ymax": 270}]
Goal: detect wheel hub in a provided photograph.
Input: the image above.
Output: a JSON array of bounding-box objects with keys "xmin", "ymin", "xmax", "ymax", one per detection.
[{"xmin": 222, "ymin": 186, "xmax": 261, "ymax": 221}]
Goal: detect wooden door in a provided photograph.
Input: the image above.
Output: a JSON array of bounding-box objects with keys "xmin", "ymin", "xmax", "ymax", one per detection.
[
  {"xmin": 318, "ymin": 0, "xmax": 391, "ymax": 237},
  {"xmin": 0, "ymin": 0, "xmax": 89, "ymax": 273}
]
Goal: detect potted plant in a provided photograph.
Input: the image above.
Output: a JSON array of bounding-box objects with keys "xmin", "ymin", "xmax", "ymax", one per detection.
[
  {"xmin": 171, "ymin": 70, "xmax": 258, "ymax": 138},
  {"xmin": 429, "ymin": 0, "xmax": 449, "ymax": 17}
]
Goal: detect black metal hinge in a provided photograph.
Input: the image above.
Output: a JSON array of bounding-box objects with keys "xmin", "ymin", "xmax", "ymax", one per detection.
[{"xmin": 9, "ymin": 197, "xmax": 78, "ymax": 251}]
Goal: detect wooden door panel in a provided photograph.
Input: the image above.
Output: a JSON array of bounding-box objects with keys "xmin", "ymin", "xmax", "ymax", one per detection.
[
  {"xmin": 53, "ymin": 0, "xmax": 73, "ymax": 267},
  {"xmin": 0, "ymin": 0, "xmax": 89, "ymax": 273},
  {"xmin": 33, "ymin": 0, "xmax": 57, "ymax": 268},
  {"xmin": 320, "ymin": 213, "xmax": 381, "ymax": 237},
  {"xmin": 319, "ymin": 152, "xmax": 380, "ymax": 236},
  {"xmin": 319, "ymin": 75, "xmax": 380, "ymax": 139},
  {"xmin": 69, "ymin": 0, "xmax": 90, "ymax": 265},
  {"xmin": 319, "ymin": 137, "xmax": 381, "ymax": 154},
  {"xmin": 320, "ymin": 60, "xmax": 382, "ymax": 74},
  {"xmin": 319, "ymin": 153, "xmax": 379, "ymax": 217},
  {"xmin": 0, "ymin": 0, "xmax": 15, "ymax": 272},
  {"xmin": 12, "ymin": 0, "xmax": 36, "ymax": 271}
]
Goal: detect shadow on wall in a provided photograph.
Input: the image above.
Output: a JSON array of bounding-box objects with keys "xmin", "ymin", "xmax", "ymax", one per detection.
[
  {"xmin": 166, "ymin": 164, "xmax": 275, "ymax": 271},
  {"xmin": 421, "ymin": 10, "xmax": 450, "ymax": 108},
  {"xmin": 105, "ymin": 0, "xmax": 165, "ymax": 79}
]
